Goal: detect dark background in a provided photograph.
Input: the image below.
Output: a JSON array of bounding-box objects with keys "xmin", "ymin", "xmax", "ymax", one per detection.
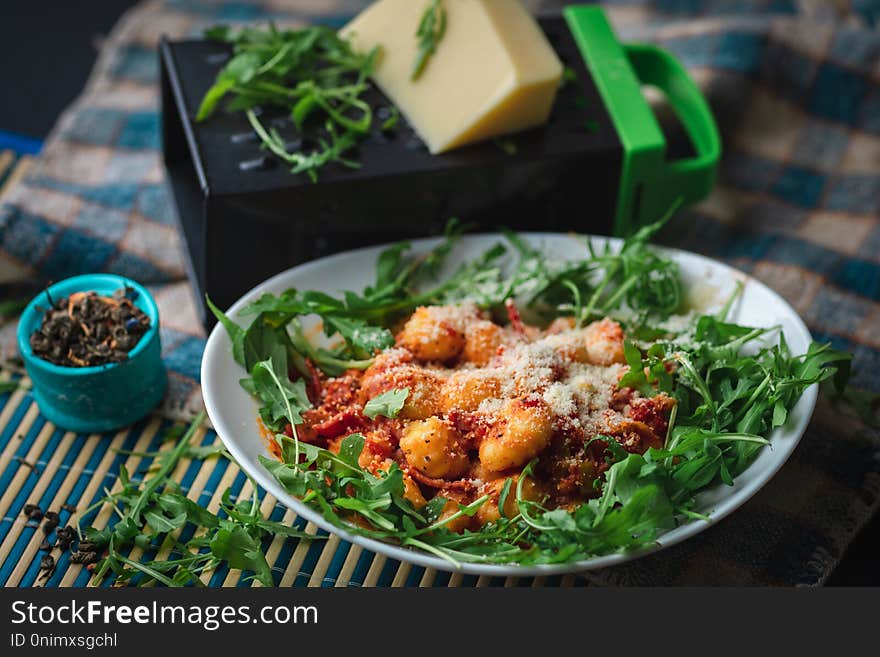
[
  {"xmin": 0, "ymin": 2, "xmax": 876, "ymax": 586},
  {"xmin": 0, "ymin": 1, "xmax": 140, "ymax": 139}
]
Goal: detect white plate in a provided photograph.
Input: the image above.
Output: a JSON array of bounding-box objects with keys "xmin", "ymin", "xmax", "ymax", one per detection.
[{"xmin": 201, "ymin": 234, "xmax": 817, "ymax": 577}]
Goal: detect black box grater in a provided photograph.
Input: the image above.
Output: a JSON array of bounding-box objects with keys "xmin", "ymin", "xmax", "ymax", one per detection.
[{"xmin": 160, "ymin": 6, "xmax": 720, "ymax": 327}]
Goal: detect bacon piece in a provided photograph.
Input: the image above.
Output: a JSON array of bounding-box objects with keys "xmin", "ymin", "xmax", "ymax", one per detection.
[
  {"xmin": 393, "ymin": 451, "xmax": 477, "ymax": 493},
  {"xmin": 445, "ymin": 409, "xmax": 491, "ymax": 447},
  {"xmin": 279, "ymin": 421, "xmax": 325, "ymax": 447},
  {"xmin": 363, "ymin": 434, "xmax": 395, "ymax": 459},
  {"xmin": 406, "ymin": 467, "xmax": 477, "ymax": 493},
  {"xmin": 311, "ymin": 410, "xmax": 364, "ymax": 439},
  {"xmin": 610, "ymin": 386, "xmax": 635, "ymax": 412},
  {"xmin": 608, "ymin": 420, "xmax": 664, "ymax": 453},
  {"xmin": 628, "ymin": 394, "xmax": 676, "ymax": 438}
]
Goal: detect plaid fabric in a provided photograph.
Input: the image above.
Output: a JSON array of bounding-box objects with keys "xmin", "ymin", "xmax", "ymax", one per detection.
[{"xmin": 0, "ymin": 0, "xmax": 878, "ymax": 586}]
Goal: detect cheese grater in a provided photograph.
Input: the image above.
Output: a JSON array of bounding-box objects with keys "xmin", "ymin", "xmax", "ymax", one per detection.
[{"xmin": 160, "ymin": 6, "xmax": 720, "ymax": 327}]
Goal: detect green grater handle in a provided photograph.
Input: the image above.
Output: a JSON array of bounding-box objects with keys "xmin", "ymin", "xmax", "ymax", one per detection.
[
  {"xmin": 563, "ymin": 5, "xmax": 721, "ymax": 235},
  {"xmin": 624, "ymin": 43, "xmax": 721, "ymax": 223}
]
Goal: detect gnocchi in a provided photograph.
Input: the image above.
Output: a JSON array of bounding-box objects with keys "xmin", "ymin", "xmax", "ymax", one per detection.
[
  {"xmin": 399, "ymin": 417, "xmax": 469, "ymax": 479},
  {"xmin": 440, "ymin": 371, "xmax": 500, "ymax": 413},
  {"xmin": 396, "ymin": 306, "xmax": 469, "ymax": 362},
  {"xmin": 479, "ymin": 398, "xmax": 554, "ymax": 473},
  {"xmin": 462, "ymin": 320, "xmax": 504, "ymax": 365},
  {"xmin": 290, "ymin": 303, "xmax": 673, "ymax": 534},
  {"xmin": 572, "ymin": 318, "xmax": 626, "ymax": 366},
  {"xmin": 474, "ymin": 475, "xmax": 541, "ymax": 525}
]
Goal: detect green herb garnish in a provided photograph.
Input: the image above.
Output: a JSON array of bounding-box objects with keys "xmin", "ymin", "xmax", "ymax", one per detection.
[
  {"xmin": 411, "ymin": 0, "xmax": 447, "ymax": 81},
  {"xmin": 380, "ymin": 106, "xmax": 401, "ymax": 132},
  {"xmin": 76, "ymin": 413, "xmax": 321, "ymax": 587},
  {"xmin": 364, "ymin": 388, "xmax": 410, "ymax": 419},
  {"xmin": 198, "ymin": 23, "xmax": 382, "ymax": 181}
]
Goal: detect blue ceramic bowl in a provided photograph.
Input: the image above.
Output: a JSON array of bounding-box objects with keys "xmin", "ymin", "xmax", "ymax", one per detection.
[{"xmin": 17, "ymin": 274, "xmax": 167, "ymax": 433}]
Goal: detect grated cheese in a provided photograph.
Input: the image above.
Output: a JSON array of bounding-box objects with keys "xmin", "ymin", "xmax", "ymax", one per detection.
[{"xmin": 381, "ymin": 307, "xmax": 632, "ymax": 439}]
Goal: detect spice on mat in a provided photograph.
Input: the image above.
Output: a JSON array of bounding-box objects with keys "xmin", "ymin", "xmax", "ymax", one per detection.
[
  {"xmin": 61, "ymin": 503, "xmax": 77, "ymax": 513},
  {"xmin": 55, "ymin": 525, "xmax": 77, "ymax": 551},
  {"xmin": 42, "ymin": 511, "xmax": 60, "ymax": 535},
  {"xmin": 29, "ymin": 287, "xmax": 150, "ymax": 368},
  {"xmin": 39, "ymin": 540, "xmax": 52, "ymax": 551},
  {"xmin": 69, "ymin": 542, "xmax": 99, "ymax": 566},
  {"xmin": 55, "ymin": 526, "xmax": 76, "ymax": 551},
  {"xmin": 38, "ymin": 554, "xmax": 56, "ymax": 581},
  {"xmin": 23, "ymin": 503, "xmax": 43, "ymax": 520}
]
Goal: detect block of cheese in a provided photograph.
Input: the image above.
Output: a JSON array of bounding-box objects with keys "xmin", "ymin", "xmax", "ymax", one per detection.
[{"xmin": 342, "ymin": 0, "xmax": 563, "ymax": 154}]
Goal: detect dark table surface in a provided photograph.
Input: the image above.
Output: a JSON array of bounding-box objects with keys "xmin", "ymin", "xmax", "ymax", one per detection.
[{"xmin": 1, "ymin": 1, "xmax": 877, "ymax": 586}]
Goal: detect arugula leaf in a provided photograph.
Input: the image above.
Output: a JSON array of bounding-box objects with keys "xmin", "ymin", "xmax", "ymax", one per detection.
[
  {"xmin": 322, "ymin": 315, "xmax": 394, "ymax": 357},
  {"xmin": 240, "ymin": 315, "xmax": 288, "ymax": 373},
  {"xmin": 209, "ymin": 521, "xmax": 274, "ymax": 587},
  {"xmin": 694, "ymin": 315, "xmax": 755, "ymax": 344},
  {"xmin": 363, "ymin": 388, "xmax": 410, "ymax": 419},
  {"xmin": 617, "ymin": 340, "xmax": 650, "ymax": 394},
  {"xmin": 338, "ymin": 434, "xmax": 366, "ymax": 468},
  {"xmin": 157, "ymin": 493, "xmax": 219, "ymax": 529},
  {"xmin": 144, "ymin": 510, "xmax": 188, "ymax": 533},
  {"xmin": 248, "ymin": 353, "xmax": 312, "ymax": 429},
  {"xmin": 184, "ymin": 444, "xmax": 228, "ymax": 460},
  {"xmin": 206, "ymin": 296, "xmax": 244, "ymax": 364},
  {"xmin": 76, "ymin": 413, "xmax": 323, "ymax": 589},
  {"xmin": 372, "ymin": 242, "xmax": 411, "ymax": 293},
  {"xmin": 197, "ymin": 23, "xmax": 383, "ymax": 180},
  {"xmin": 204, "ymin": 24, "xmax": 231, "ymax": 41}
]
